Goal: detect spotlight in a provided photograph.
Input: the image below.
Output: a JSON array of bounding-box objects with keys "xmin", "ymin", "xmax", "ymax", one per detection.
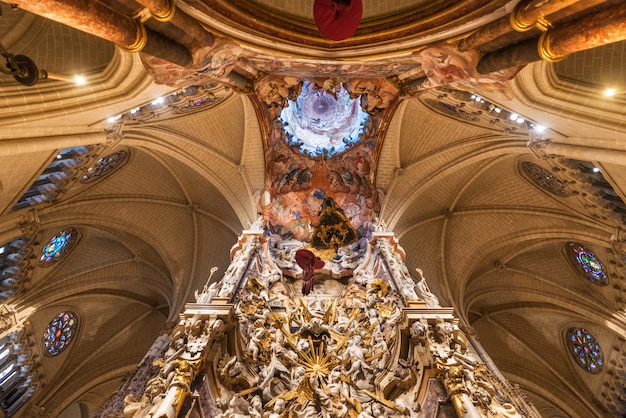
[
  {"xmin": 534, "ymin": 125, "xmax": 546, "ymax": 133},
  {"xmin": 509, "ymin": 113, "xmax": 518, "ymax": 121},
  {"xmin": 41, "ymin": 70, "xmax": 87, "ymax": 85},
  {"xmin": 604, "ymin": 88, "xmax": 616, "ymax": 97},
  {"xmin": 73, "ymin": 75, "xmax": 86, "ymax": 85}
]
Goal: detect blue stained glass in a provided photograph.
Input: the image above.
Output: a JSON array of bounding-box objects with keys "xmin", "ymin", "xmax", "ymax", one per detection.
[
  {"xmin": 566, "ymin": 327, "xmax": 603, "ymax": 373},
  {"xmin": 40, "ymin": 229, "xmax": 77, "ymax": 265},
  {"xmin": 567, "ymin": 243, "xmax": 609, "ymax": 285},
  {"xmin": 43, "ymin": 311, "xmax": 77, "ymax": 356}
]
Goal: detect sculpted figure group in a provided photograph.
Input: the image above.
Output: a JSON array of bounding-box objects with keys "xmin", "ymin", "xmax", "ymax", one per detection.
[{"xmin": 120, "ymin": 228, "xmax": 524, "ymax": 418}]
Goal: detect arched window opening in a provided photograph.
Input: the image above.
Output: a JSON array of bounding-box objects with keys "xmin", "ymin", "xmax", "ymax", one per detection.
[{"xmin": 12, "ymin": 146, "xmax": 92, "ymax": 211}]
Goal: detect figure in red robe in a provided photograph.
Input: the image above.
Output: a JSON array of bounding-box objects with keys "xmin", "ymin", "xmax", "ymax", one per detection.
[
  {"xmin": 314, "ymin": 0, "xmax": 362, "ymax": 41},
  {"xmin": 295, "ymin": 249, "xmax": 325, "ymax": 295}
]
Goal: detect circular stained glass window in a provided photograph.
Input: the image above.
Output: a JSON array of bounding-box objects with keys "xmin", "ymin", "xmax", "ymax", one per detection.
[
  {"xmin": 565, "ymin": 242, "xmax": 608, "ymax": 285},
  {"xmin": 43, "ymin": 311, "xmax": 77, "ymax": 356},
  {"xmin": 81, "ymin": 149, "xmax": 128, "ymax": 183},
  {"xmin": 521, "ymin": 162, "xmax": 571, "ymax": 197},
  {"xmin": 566, "ymin": 327, "xmax": 603, "ymax": 373},
  {"xmin": 39, "ymin": 228, "xmax": 77, "ymax": 266}
]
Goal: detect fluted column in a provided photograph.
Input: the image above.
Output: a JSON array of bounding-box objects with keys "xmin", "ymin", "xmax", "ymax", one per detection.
[{"xmin": 9, "ymin": 0, "xmax": 192, "ymax": 67}]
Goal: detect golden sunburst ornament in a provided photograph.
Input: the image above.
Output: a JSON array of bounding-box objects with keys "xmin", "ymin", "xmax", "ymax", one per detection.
[{"xmin": 297, "ymin": 336, "xmax": 340, "ymax": 380}]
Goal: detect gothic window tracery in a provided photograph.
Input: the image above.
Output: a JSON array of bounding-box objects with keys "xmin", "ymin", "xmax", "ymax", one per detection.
[
  {"xmin": 521, "ymin": 162, "xmax": 571, "ymax": 197},
  {"xmin": 564, "ymin": 242, "xmax": 608, "ymax": 285},
  {"xmin": 0, "ymin": 238, "xmax": 30, "ymax": 301},
  {"xmin": 43, "ymin": 311, "xmax": 77, "ymax": 356},
  {"xmin": 566, "ymin": 327, "xmax": 603, "ymax": 373},
  {"xmin": 39, "ymin": 229, "xmax": 78, "ymax": 267},
  {"xmin": 0, "ymin": 334, "xmax": 38, "ymax": 416},
  {"xmin": 81, "ymin": 149, "xmax": 128, "ymax": 183}
]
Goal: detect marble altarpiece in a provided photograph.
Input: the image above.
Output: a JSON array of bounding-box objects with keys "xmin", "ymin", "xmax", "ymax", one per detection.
[{"xmin": 95, "ymin": 78, "xmax": 539, "ymax": 418}]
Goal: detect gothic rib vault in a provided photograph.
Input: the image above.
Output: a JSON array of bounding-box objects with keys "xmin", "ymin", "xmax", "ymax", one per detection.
[{"xmin": 0, "ymin": 1, "xmax": 625, "ymax": 417}]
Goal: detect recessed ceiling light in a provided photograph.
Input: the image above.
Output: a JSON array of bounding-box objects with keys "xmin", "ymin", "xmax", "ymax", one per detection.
[
  {"xmin": 73, "ymin": 75, "xmax": 86, "ymax": 85},
  {"xmin": 604, "ymin": 88, "xmax": 616, "ymax": 96}
]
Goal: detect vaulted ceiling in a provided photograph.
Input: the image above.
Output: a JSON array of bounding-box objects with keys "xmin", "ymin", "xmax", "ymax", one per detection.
[{"xmin": 0, "ymin": 1, "xmax": 625, "ymax": 417}]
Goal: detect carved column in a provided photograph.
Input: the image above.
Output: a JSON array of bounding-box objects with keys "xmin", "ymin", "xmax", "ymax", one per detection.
[
  {"xmin": 459, "ymin": 0, "xmax": 579, "ymax": 52},
  {"xmin": 477, "ymin": 2, "xmax": 626, "ymax": 73},
  {"xmin": 10, "ymin": 0, "xmax": 192, "ymax": 67},
  {"xmin": 467, "ymin": 334, "xmax": 506, "ymax": 384},
  {"xmin": 135, "ymin": 0, "xmax": 214, "ymax": 47},
  {"xmin": 92, "ymin": 326, "xmax": 172, "ymax": 418},
  {"xmin": 435, "ymin": 358, "xmax": 483, "ymax": 418},
  {"xmin": 150, "ymin": 359, "xmax": 198, "ymax": 418}
]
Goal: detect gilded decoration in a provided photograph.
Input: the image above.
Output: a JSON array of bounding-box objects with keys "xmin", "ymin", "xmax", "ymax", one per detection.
[
  {"xmin": 122, "ymin": 229, "xmax": 526, "ymax": 418},
  {"xmin": 257, "ymin": 76, "xmax": 390, "ymax": 243}
]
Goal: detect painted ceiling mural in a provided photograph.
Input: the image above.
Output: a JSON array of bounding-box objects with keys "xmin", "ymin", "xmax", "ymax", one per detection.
[{"xmin": 255, "ymin": 76, "xmax": 398, "ymax": 243}]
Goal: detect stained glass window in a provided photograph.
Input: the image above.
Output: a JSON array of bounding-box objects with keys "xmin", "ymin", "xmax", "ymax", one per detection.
[
  {"xmin": 566, "ymin": 327, "xmax": 603, "ymax": 373},
  {"xmin": 565, "ymin": 242, "xmax": 609, "ymax": 285},
  {"xmin": 12, "ymin": 146, "xmax": 92, "ymax": 211},
  {"xmin": 81, "ymin": 149, "xmax": 128, "ymax": 183},
  {"xmin": 521, "ymin": 162, "xmax": 571, "ymax": 197},
  {"xmin": 43, "ymin": 311, "xmax": 77, "ymax": 356},
  {"xmin": 39, "ymin": 229, "xmax": 77, "ymax": 266}
]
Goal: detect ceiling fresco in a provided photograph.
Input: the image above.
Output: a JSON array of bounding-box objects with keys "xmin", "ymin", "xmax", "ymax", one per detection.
[
  {"xmin": 0, "ymin": 1, "xmax": 625, "ymax": 416},
  {"xmin": 255, "ymin": 76, "xmax": 397, "ymax": 243}
]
